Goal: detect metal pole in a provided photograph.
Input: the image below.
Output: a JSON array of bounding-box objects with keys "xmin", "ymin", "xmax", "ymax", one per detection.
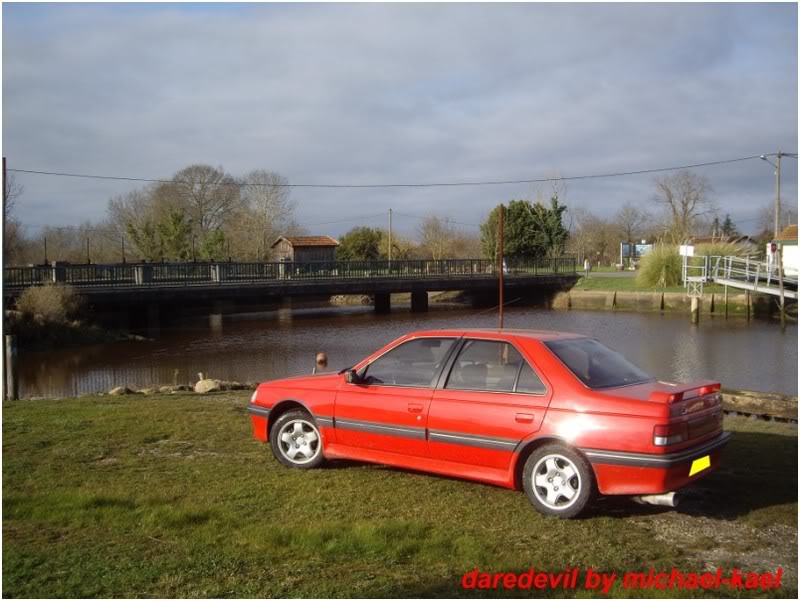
[
  {"xmin": 5, "ymin": 335, "xmax": 18, "ymax": 401},
  {"xmin": 192, "ymin": 235, "xmax": 196, "ymax": 262},
  {"xmin": 498, "ymin": 204, "xmax": 505, "ymax": 329},
  {"xmin": 44, "ymin": 236, "xmax": 48, "ymax": 264},
  {"xmin": 778, "ymin": 246, "xmax": 786, "ymax": 330},
  {"xmin": 86, "ymin": 237, "xmax": 90, "ymax": 264},
  {"xmin": 121, "ymin": 237, "xmax": 126, "ymax": 263}
]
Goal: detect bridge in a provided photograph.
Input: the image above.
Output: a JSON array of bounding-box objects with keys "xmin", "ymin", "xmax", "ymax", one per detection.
[
  {"xmin": 4, "ymin": 258, "xmax": 577, "ymax": 331},
  {"xmin": 683, "ymin": 255, "xmax": 798, "ymax": 300}
]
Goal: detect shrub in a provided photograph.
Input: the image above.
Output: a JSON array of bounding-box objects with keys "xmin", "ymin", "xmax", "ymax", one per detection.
[
  {"xmin": 15, "ymin": 285, "xmax": 84, "ymax": 323},
  {"xmin": 636, "ymin": 244, "xmax": 682, "ymax": 288}
]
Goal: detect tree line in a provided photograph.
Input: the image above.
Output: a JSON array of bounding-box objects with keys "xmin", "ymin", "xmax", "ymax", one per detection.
[{"xmin": 4, "ymin": 166, "xmax": 792, "ymax": 267}]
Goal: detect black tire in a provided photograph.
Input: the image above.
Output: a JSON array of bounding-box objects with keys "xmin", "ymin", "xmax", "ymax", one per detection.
[
  {"xmin": 269, "ymin": 409, "xmax": 325, "ymax": 469},
  {"xmin": 522, "ymin": 443, "xmax": 595, "ymax": 519}
]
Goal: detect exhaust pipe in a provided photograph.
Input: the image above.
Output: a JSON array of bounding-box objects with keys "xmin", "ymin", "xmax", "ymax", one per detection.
[{"xmin": 632, "ymin": 492, "xmax": 679, "ymax": 508}]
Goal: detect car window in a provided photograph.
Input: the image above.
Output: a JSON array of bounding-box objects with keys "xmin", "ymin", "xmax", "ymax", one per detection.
[
  {"xmin": 445, "ymin": 340, "xmax": 524, "ymax": 392},
  {"xmin": 544, "ymin": 338, "xmax": 654, "ymax": 389},
  {"xmin": 362, "ymin": 338, "xmax": 456, "ymax": 387},
  {"xmin": 516, "ymin": 362, "xmax": 547, "ymax": 395}
]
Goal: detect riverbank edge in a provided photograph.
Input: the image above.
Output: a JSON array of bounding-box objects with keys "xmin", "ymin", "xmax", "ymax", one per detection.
[
  {"xmin": 552, "ymin": 289, "xmax": 792, "ymax": 318},
  {"xmin": 28, "ymin": 386, "xmax": 799, "ymax": 422}
]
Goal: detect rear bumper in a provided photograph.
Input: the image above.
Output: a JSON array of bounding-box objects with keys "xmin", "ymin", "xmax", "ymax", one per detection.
[{"xmin": 585, "ymin": 432, "xmax": 732, "ymax": 495}]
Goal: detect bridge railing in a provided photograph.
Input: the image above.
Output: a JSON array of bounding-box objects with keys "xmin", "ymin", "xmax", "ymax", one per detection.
[{"xmin": 3, "ymin": 257, "xmax": 576, "ymax": 290}]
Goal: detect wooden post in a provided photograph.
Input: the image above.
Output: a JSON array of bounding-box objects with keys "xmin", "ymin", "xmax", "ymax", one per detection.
[
  {"xmin": 690, "ymin": 296, "xmax": 700, "ymax": 324},
  {"xmin": 746, "ymin": 290, "xmax": 751, "ymax": 321},
  {"xmin": 498, "ymin": 204, "xmax": 505, "ymax": 329},
  {"xmin": 724, "ymin": 285, "xmax": 728, "ymax": 319},
  {"xmin": 5, "ymin": 335, "xmax": 18, "ymax": 401}
]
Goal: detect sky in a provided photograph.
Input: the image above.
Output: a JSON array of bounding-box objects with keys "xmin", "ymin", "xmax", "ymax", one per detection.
[{"xmin": 2, "ymin": 2, "xmax": 798, "ymax": 239}]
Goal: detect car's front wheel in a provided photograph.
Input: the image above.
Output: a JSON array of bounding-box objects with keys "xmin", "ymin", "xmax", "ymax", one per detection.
[
  {"xmin": 269, "ymin": 409, "xmax": 324, "ymax": 469},
  {"xmin": 523, "ymin": 443, "xmax": 595, "ymax": 518}
]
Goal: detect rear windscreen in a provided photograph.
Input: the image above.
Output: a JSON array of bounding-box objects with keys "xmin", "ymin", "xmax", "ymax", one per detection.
[{"xmin": 544, "ymin": 338, "xmax": 654, "ymax": 389}]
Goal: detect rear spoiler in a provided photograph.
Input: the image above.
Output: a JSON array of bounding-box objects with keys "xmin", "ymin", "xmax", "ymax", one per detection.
[{"xmin": 649, "ymin": 381, "xmax": 721, "ymax": 403}]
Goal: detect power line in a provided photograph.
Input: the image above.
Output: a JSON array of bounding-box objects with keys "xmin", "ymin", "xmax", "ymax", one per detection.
[
  {"xmin": 7, "ymin": 153, "xmax": 784, "ymax": 189},
  {"xmin": 392, "ymin": 211, "xmax": 482, "ymax": 229}
]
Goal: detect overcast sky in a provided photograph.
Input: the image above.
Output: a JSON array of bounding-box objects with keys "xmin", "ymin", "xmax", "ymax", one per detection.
[{"xmin": 3, "ymin": 2, "xmax": 798, "ymax": 238}]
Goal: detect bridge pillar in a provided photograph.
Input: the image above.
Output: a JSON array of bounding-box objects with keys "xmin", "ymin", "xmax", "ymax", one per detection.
[
  {"xmin": 135, "ymin": 265, "xmax": 153, "ymax": 285},
  {"xmin": 209, "ymin": 299, "xmax": 234, "ymax": 333},
  {"xmin": 411, "ymin": 290, "xmax": 428, "ymax": 312},
  {"xmin": 146, "ymin": 303, "xmax": 161, "ymax": 337},
  {"xmin": 374, "ymin": 293, "xmax": 391, "ymax": 314}
]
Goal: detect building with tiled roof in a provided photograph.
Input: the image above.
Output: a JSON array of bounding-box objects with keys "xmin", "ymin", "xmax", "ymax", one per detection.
[
  {"xmin": 272, "ymin": 235, "xmax": 339, "ymax": 262},
  {"xmin": 773, "ymin": 224, "xmax": 798, "ymax": 244}
]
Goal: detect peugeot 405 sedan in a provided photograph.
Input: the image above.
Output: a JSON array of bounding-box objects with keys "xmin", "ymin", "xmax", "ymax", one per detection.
[{"xmin": 248, "ymin": 329, "xmax": 730, "ymax": 518}]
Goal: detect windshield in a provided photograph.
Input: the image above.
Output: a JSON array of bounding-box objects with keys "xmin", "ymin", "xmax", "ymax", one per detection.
[{"xmin": 544, "ymin": 338, "xmax": 654, "ymax": 389}]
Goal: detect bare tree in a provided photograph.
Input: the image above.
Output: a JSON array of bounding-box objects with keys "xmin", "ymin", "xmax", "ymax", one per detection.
[
  {"xmin": 614, "ymin": 202, "xmax": 650, "ymax": 244},
  {"xmin": 172, "ymin": 164, "xmax": 241, "ymax": 233},
  {"xmin": 235, "ymin": 170, "xmax": 295, "ymax": 259},
  {"xmin": 652, "ymin": 170, "xmax": 715, "ymax": 242},
  {"xmin": 418, "ymin": 216, "xmax": 456, "ymax": 260},
  {"xmin": 755, "ymin": 199, "xmax": 798, "ymax": 241},
  {"xmin": 3, "ymin": 171, "xmax": 24, "ymax": 263},
  {"xmin": 567, "ymin": 208, "xmax": 617, "ymax": 265}
]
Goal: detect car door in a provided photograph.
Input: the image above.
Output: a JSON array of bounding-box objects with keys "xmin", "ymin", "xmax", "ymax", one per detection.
[
  {"xmin": 428, "ymin": 338, "xmax": 552, "ymax": 470},
  {"xmin": 334, "ymin": 336, "xmax": 458, "ymax": 457}
]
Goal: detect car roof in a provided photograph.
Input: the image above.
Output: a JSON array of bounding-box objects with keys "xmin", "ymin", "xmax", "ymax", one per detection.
[{"xmin": 406, "ymin": 328, "xmax": 587, "ymax": 342}]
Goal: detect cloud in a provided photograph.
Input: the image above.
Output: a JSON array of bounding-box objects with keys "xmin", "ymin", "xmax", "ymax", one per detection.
[{"xmin": 2, "ymin": 2, "xmax": 797, "ymax": 237}]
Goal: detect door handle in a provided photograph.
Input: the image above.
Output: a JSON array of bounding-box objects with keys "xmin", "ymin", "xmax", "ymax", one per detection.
[
  {"xmin": 408, "ymin": 403, "xmax": 424, "ymax": 413},
  {"xmin": 515, "ymin": 413, "xmax": 534, "ymax": 423}
]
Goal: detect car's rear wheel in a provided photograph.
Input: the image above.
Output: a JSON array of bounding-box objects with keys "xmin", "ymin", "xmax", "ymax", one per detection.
[
  {"xmin": 523, "ymin": 443, "xmax": 595, "ymax": 518},
  {"xmin": 270, "ymin": 409, "xmax": 324, "ymax": 469}
]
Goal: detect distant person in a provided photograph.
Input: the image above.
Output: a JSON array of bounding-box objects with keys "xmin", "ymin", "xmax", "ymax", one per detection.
[{"xmin": 584, "ymin": 258, "xmax": 591, "ymax": 278}]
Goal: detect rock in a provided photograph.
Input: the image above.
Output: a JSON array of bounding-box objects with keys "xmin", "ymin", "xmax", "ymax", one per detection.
[
  {"xmin": 194, "ymin": 379, "xmax": 222, "ymax": 394},
  {"xmin": 137, "ymin": 388, "xmax": 157, "ymax": 395},
  {"xmin": 158, "ymin": 386, "xmax": 175, "ymax": 393},
  {"xmin": 109, "ymin": 386, "xmax": 132, "ymax": 396}
]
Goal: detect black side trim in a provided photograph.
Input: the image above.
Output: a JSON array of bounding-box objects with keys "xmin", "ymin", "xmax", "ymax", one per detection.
[
  {"xmin": 582, "ymin": 432, "xmax": 732, "ymax": 468},
  {"xmin": 428, "ymin": 429, "xmax": 518, "ymax": 451},
  {"xmin": 248, "ymin": 405, "xmax": 271, "ymax": 418},
  {"xmin": 316, "ymin": 417, "xmax": 334, "ymax": 428},
  {"xmin": 335, "ymin": 418, "xmax": 426, "ymax": 440}
]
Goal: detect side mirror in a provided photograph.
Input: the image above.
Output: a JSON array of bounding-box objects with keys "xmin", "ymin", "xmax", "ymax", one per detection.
[{"xmin": 345, "ymin": 369, "xmax": 360, "ymax": 384}]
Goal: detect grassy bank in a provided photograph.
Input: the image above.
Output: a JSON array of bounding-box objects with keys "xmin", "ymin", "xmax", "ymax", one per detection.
[
  {"xmin": 574, "ymin": 276, "xmax": 726, "ymax": 294},
  {"xmin": 3, "ymin": 393, "xmax": 797, "ymax": 597}
]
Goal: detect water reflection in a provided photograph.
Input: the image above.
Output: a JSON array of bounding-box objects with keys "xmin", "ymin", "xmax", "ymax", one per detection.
[{"xmin": 17, "ymin": 305, "xmax": 798, "ymax": 398}]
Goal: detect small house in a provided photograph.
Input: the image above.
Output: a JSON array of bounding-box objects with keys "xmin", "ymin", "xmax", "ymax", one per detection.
[
  {"xmin": 272, "ymin": 235, "xmax": 339, "ymax": 263},
  {"xmin": 767, "ymin": 224, "xmax": 798, "ymax": 278}
]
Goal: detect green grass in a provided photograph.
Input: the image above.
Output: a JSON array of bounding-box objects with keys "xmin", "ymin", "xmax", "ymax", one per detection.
[
  {"xmin": 3, "ymin": 393, "xmax": 797, "ymax": 597},
  {"xmin": 574, "ymin": 276, "xmax": 727, "ymax": 294}
]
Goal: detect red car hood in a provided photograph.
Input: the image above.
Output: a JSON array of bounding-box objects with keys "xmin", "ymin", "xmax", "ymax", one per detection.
[{"xmin": 261, "ymin": 372, "xmax": 341, "ymax": 389}]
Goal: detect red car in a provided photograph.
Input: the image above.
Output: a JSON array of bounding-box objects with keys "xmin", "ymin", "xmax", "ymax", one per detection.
[{"xmin": 248, "ymin": 329, "xmax": 730, "ymax": 518}]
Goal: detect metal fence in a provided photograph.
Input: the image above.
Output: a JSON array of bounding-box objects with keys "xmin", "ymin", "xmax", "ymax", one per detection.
[{"xmin": 4, "ymin": 257, "xmax": 576, "ymax": 290}]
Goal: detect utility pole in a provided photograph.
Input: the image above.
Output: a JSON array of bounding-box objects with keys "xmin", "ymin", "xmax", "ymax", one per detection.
[
  {"xmin": 775, "ymin": 151, "xmax": 782, "ymax": 237},
  {"xmin": 498, "ymin": 204, "xmax": 505, "ymax": 329},
  {"xmin": 86, "ymin": 237, "xmax": 90, "ymax": 264},
  {"xmin": 43, "ymin": 236, "xmax": 48, "ymax": 264},
  {"xmin": 388, "ymin": 208, "xmax": 393, "ymax": 263},
  {"xmin": 121, "ymin": 237, "xmax": 126, "ymax": 263}
]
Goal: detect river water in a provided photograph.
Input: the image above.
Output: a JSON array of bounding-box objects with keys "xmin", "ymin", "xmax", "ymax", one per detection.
[{"xmin": 16, "ymin": 304, "xmax": 798, "ymax": 398}]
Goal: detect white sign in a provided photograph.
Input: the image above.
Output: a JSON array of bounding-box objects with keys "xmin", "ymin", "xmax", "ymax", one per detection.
[{"xmin": 679, "ymin": 245, "xmax": 694, "ymax": 257}]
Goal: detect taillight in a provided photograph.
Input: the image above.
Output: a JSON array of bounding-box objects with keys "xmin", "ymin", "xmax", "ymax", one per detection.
[{"xmin": 654, "ymin": 423, "xmax": 688, "ymax": 446}]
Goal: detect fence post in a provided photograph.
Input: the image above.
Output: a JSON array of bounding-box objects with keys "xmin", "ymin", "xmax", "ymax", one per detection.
[{"xmin": 5, "ymin": 335, "xmax": 18, "ymax": 401}]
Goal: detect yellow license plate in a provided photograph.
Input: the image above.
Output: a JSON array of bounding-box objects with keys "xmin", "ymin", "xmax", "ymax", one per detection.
[{"xmin": 689, "ymin": 455, "xmax": 711, "ymax": 476}]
